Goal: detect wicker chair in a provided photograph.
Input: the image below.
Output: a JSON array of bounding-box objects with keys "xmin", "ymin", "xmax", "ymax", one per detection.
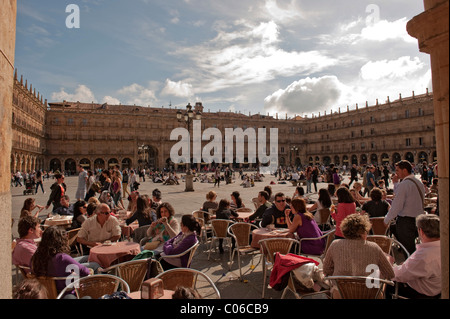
[
  {"xmin": 252, "ymin": 197, "xmax": 262, "ymax": 210},
  {"xmin": 159, "ymin": 241, "xmax": 200, "ymax": 269},
  {"xmin": 370, "ymin": 217, "xmax": 391, "ymax": 236},
  {"xmin": 208, "ymin": 219, "xmax": 234, "ymax": 260},
  {"xmin": 281, "ymin": 270, "xmax": 331, "ymax": 299},
  {"xmin": 66, "ymin": 227, "xmax": 82, "ymax": 256},
  {"xmin": 227, "ymin": 222, "xmax": 260, "ymax": 280},
  {"xmin": 56, "ymin": 274, "xmax": 130, "ymax": 299},
  {"xmin": 258, "ymin": 238, "xmax": 300, "ymax": 298},
  {"xmin": 325, "ymin": 276, "xmax": 394, "ymax": 299},
  {"xmin": 98, "ymin": 258, "xmax": 150, "ymax": 292},
  {"xmin": 27, "ymin": 274, "xmax": 69, "ymax": 299},
  {"xmin": 192, "ymin": 210, "xmax": 212, "ymax": 243},
  {"xmin": 366, "ymin": 235, "xmax": 410, "ymax": 264},
  {"xmin": 156, "ymin": 268, "xmax": 221, "ymax": 299},
  {"xmin": 298, "ymin": 229, "xmax": 335, "ymax": 263}
]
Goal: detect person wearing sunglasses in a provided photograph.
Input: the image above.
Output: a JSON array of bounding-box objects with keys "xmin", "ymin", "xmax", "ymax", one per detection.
[
  {"xmin": 260, "ymin": 192, "xmax": 290, "ymax": 228},
  {"xmin": 76, "ymin": 203, "xmax": 121, "ymax": 252}
]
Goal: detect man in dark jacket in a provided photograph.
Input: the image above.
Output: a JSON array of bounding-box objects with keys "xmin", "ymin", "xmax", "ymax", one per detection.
[{"xmin": 261, "ymin": 192, "xmax": 290, "ymax": 228}]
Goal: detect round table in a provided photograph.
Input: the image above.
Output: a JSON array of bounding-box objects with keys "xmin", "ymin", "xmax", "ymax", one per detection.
[
  {"xmin": 128, "ymin": 290, "xmax": 174, "ymax": 299},
  {"xmin": 88, "ymin": 241, "xmax": 141, "ymax": 268},
  {"xmin": 251, "ymin": 227, "xmax": 294, "ymax": 249},
  {"xmin": 44, "ymin": 216, "xmax": 73, "ymax": 227}
]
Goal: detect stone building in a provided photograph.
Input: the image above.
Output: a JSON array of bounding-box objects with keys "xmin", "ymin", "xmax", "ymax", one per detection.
[{"xmin": 12, "ymin": 70, "xmax": 436, "ymax": 174}]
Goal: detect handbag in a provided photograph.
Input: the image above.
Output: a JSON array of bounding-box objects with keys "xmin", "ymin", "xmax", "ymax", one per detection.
[{"xmin": 144, "ymin": 239, "xmax": 161, "ymax": 251}]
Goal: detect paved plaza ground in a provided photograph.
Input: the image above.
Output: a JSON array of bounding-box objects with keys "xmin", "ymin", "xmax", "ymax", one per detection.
[{"xmin": 11, "ymin": 172, "xmax": 341, "ymax": 299}]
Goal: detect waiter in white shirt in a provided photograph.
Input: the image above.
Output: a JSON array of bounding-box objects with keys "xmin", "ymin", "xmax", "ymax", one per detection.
[{"xmin": 384, "ymin": 160, "xmax": 425, "ymax": 255}]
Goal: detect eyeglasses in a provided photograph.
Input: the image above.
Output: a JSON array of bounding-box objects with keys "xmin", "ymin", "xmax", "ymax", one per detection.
[{"xmin": 276, "ymin": 199, "xmax": 286, "ymax": 203}]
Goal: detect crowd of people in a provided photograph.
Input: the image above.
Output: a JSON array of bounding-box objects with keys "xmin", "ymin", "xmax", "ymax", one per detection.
[{"xmin": 12, "ymin": 158, "xmax": 441, "ymax": 299}]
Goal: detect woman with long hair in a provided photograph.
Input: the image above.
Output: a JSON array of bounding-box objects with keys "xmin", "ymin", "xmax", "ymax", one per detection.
[
  {"xmin": 144, "ymin": 202, "xmax": 180, "ymax": 253},
  {"xmin": 230, "ymin": 191, "xmax": 244, "ymax": 210},
  {"xmin": 126, "ymin": 195, "xmax": 157, "ymax": 227},
  {"xmin": 159, "ymin": 214, "xmax": 201, "ymax": 270},
  {"xmin": 30, "ymin": 226, "xmax": 98, "ymax": 292},
  {"xmin": 285, "ymin": 198, "xmax": 325, "ymax": 255},
  {"xmin": 71, "ymin": 200, "xmax": 88, "ymax": 229},
  {"xmin": 331, "ymin": 187, "xmax": 357, "ymax": 239},
  {"xmin": 21, "ymin": 198, "xmax": 44, "ymax": 218}
]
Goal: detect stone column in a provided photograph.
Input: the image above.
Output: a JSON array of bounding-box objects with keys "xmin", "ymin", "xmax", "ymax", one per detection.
[
  {"xmin": 0, "ymin": 0, "xmax": 17, "ymax": 299},
  {"xmin": 407, "ymin": 0, "xmax": 449, "ymax": 299}
]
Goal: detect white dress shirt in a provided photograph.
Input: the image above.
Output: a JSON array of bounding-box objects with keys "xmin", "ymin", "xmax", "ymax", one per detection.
[{"xmin": 384, "ymin": 174, "xmax": 425, "ymax": 224}]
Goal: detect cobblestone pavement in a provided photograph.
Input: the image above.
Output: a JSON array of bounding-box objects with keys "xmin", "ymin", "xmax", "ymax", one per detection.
[{"xmin": 11, "ymin": 172, "xmax": 337, "ymax": 299}]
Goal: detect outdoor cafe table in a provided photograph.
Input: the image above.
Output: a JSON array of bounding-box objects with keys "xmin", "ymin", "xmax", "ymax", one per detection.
[
  {"xmin": 128, "ymin": 290, "xmax": 175, "ymax": 299},
  {"xmin": 44, "ymin": 215, "xmax": 72, "ymax": 228},
  {"xmin": 250, "ymin": 227, "xmax": 294, "ymax": 249},
  {"xmin": 88, "ymin": 241, "xmax": 141, "ymax": 268},
  {"xmin": 117, "ymin": 211, "xmax": 139, "ymax": 240}
]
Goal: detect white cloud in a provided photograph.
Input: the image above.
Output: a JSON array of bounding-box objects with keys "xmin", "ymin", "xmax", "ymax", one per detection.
[
  {"xmin": 360, "ymin": 56, "xmax": 425, "ymax": 80},
  {"xmin": 161, "ymin": 79, "xmax": 194, "ymax": 98},
  {"xmin": 360, "ymin": 18, "xmax": 416, "ymax": 43},
  {"xmin": 102, "ymin": 96, "xmax": 121, "ymax": 105},
  {"xmin": 51, "ymin": 85, "xmax": 97, "ymax": 103},
  {"xmin": 116, "ymin": 83, "xmax": 157, "ymax": 106},
  {"xmin": 264, "ymin": 76, "xmax": 353, "ymax": 116}
]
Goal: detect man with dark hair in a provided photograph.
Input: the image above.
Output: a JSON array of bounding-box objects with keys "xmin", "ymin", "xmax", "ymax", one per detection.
[
  {"xmin": 261, "ymin": 192, "xmax": 290, "ymax": 228},
  {"xmin": 12, "ymin": 216, "xmax": 42, "ymax": 271},
  {"xmin": 384, "ymin": 160, "xmax": 425, "ymax": 255},
  {"xmin": 53, "ymin": 195, "xmax": 73, "ymax": 216},
  {"xmin": 248, "ymin": 191, "xmax": 272, "ymax": 223},
  {"xmin": 387, "ymin": 214, "xmax": 441, "ymax": 299}
]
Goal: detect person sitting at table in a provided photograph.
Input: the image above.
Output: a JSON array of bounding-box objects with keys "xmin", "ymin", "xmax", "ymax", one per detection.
[
  {"xmin": 230, "ymin": 191, "xmax": 245, "ymax": 211},
  {"xmin": 144, "ymin": 202, "xmax": 180, "ymax": 254},
  {"xmin": 12, "ymin": 216, "xmax": 42, "ymax": 273},
  {"xmin": 361, "ymin": 187, "xmax": 390, "ymax": 218},
  {"xmin": 293, "ymin": 186, "xmax": 305, "ymax": 200},
  {"xmin": 331, "ymin": 187, "xmax": 357, "ymax": 240},
  {"xmin": 214, "ymin": 199, "xmax": 238, "ymax": 254},
  {"xmin": 20, "ymin": 197, "xmax": 45, "ymax": 219},
  {"xmin": 386, "ymin": 214, "xmax": 441, "ymax": 299},
  {"xmin": 201, "ymin": 190, "xmax": 219, "ymax": 214},
  {"xmin": 127, "ymin": 191, "xmax": 139, "ymax": 214},
  {"xmin": 261, "ymin": 192, "xmax": 290, "ymax": 228},
  {"xmin": 31, "ymin": 226, "xmax": 100, "ymax": 292},
  {"xmin": 126, "ymin": 195, "xmax": 157, "ymax": 227},
  {"xmin": 76, "ymin": 203, "xmax": 121, "ymax": 252},
  {"xmin": 248, "ymin": 191, "xmax": 272, "ymax": 224},
  {"xmin": 285, "ymin": 198, "xmax": 325, "ymax": 255},
  {"xmin": 308, "ymin": 188, "xmax": 333, "ymax": 228},
  {"xmin": 52, "ymin": 195, "xmax": 73, "ymax": 216},
  {"xmin": 99, "ymin": 191, "xmax": 117, "ymax": 211},
  {"xmin": 264, "ymin": 185, "xmax": 274, "ymax": 203},
  {"xmin": 351, "ymin": 182, "xmax": 366, "ymax": 202},
  {"xmin": 86, "ymin": 202, "xmax": 98, "ymax": 218},
  {"xmin": 430, "ymin": 178, "xmax": 438, "ymax": 194},
  {"xmin": 159, "ymin": 214, "xmax": 200, "ymax": 270},
  {"xmin": 323, "ymin": 214, "xmax": 394, "ymax": 298},
  {"xmin": 151, "ymin": 189, "xmax": 163, "ymax": 210},
  {"xmin": 13, "ymin": 279, "xmax": 48, "ymax": 299},
  {"xmin": 71, "ymin": 200, "xmax": 88, "ymax": 229}
]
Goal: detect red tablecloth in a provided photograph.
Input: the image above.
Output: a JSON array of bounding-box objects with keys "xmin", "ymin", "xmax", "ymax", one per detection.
[{"xmin": 88, "ymin": 241, "xmax": 141, "ymax": 268}]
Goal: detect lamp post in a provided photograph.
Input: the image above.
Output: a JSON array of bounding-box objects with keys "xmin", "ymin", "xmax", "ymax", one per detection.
[{"xmin": 176, "ymin": 103, "xmax": 202, "ymax": 191}]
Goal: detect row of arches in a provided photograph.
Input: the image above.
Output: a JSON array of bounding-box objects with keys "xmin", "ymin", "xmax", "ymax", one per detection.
[
  {"xmin": 11, "ymin": 153, "xmax": 44, "ymax": 173},
  {"xmin": 308, "ymin": 151, "xmax": 437, "ymax": 167},
  {"xmin": 49, "ymin": 158, "xmax": 133, "ymax": 175}
]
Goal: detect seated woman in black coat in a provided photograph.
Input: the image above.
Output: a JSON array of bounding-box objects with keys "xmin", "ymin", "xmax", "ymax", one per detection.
[{"xmin": 126, "ymin": 195, "xmax": 157, "ymax": 227}]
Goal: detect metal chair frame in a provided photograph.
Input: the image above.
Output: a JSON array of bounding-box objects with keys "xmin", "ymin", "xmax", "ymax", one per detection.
[{"xmin": 56, "ymin": 274, "xmax": 130, "ymax": 299}]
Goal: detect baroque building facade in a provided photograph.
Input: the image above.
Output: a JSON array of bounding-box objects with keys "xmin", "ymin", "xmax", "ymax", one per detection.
[{"xmin": 11, "ymin": 70, "xmax": 436, "ymax": 174}]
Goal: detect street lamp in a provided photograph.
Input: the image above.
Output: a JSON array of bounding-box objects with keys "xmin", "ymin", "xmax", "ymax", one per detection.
[
  {"xmin": 290, "ymin": 145, "xmax": 298, "ymax": 167},
  {"xmin": 176, "ymin": 103, "xmax": 202, "ymax": 191}
]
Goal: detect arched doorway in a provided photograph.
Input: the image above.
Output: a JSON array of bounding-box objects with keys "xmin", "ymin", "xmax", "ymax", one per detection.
[
  {"xmin": 80, "ymin": 158, "xmax": 91, "ymax": 170},
  {"xmin": 392, "ymin": 153, "xmax": 401, "ymax": 164},
  {"xmin": 351, "ymin": 155, "xmax": 358, "ymax": 166},
  {"xmin": 50, "ymin": 158, "xmax": 61, "ymax": 172},
  {"xmin": 295, "ymin": 157, "xmax": 301, "ymax": 167},
  {"xmin": 381, "ymin": 153, "xmax": 390, "ymax": 165},
  {"xmin": 122, "ymin": 158, "xmax": 132, "ymax": 170},
  {"xmin": 323, "ymin": 156, "xmax": 331, "ymax": 166},
  {"xmin": 405, "ymin": 152, "xmax": 414, "ymax": 163},
  {"xmin": 360, "ymin": 154, "xmax": 368, "ymax": 165},
  {"xmin": 370, "ymin": 154, "xmax": 378, "ymax": 165},
  {"xmin": 334, "ymin": 155, "xmax": 340, "ymax": 166},
  {"xmin": 138, "ymin": 145, "xmax": 158, "ymax": 169},
  {"xmin": 108, "ymin": 158, "xmax": 119, "ymax": 169},
  {"xmin": 94, "ymin": 158, "xmax": 105, "ymax": 170},
  {"xmin": 418, "ymin": 152, "xmax": 428, "ymax": 163},
  {"xmin": 64, "ymin": 159, "xmax": 76, "ymax": 176}
]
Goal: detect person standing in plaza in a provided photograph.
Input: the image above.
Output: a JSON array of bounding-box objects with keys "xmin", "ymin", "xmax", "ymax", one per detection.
[
  {"xmin": 75, "ymin": 164, "xmax": 88, "ymax": 201},
  {"xmin": 349, "ymin": 164, "xmax": 358, "ymax": 187},
  {"xmin": 45, "ymin": 173, "xmax": 66, "ymax": 212},
  {"xmin": 214, "ymin": 167, "xmax": 221, "ymax": 187},
  {"xmin": 311, "ymin": 166, "xmax": 319, "ymax": 193},
  {"xmin": 305, "ymin": 166, "xmax": 313, "ymax": 193},
  {"xmin": 384, "ymin": 160, "xmax": 425, "ymax": 255},
  {"xmin": 34, "ymin": 170, "xmax": 45, "ymax": 194}
]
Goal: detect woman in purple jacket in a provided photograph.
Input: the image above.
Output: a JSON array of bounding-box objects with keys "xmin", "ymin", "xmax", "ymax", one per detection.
[
  {"xmin": 159, "ymin": 214, "xmax": 201, "ymax": 270},
  {"xmin": 30, "ymin": 226, "xmax": 97, "ymax": 292}
]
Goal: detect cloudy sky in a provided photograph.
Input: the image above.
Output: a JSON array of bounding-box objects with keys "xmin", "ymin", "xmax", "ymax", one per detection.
[{"xmin": 15, "ymin": 0, "xmax": 432, "ymax": 117}]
